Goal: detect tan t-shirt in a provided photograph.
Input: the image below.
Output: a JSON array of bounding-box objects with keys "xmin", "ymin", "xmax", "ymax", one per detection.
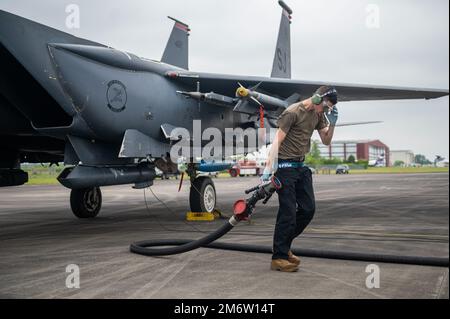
[{"xmin": 277, "ymin": 102, "xmax": 328, "ymax": 160}]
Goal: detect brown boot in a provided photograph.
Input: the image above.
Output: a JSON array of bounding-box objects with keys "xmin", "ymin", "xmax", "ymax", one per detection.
[
  {"xmin": 271, "ymin": 259, "xmax": 299, "ymax": 272},
  {"xmin": 288, "ymin": 251, "xmax": 301, "ymax": 266}
]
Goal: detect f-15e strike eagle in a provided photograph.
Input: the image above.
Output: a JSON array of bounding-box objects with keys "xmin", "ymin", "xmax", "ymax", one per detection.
[{"xmin": 0, "ymin": 1, "xmax": 448, "ymax": 218}]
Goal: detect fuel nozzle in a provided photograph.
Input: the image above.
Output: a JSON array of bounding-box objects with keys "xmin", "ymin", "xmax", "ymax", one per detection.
[{"xmin": 233, "ymin": 176, "xmax": 282, "ymax": 221}]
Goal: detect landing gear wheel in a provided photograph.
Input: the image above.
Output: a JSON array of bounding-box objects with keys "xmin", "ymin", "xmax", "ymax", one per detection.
[
  {"xmin": 70, "ymin": 187, "xmax": 102, "ymax": 218},
  {"xmin": 189, "ymin": 177, "xmax": 216, "ymax": 213}
]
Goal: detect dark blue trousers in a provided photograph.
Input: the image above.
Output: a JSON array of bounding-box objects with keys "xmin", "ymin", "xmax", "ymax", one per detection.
[{"xmin": 272, "ymin": 167, "xmax": 316, "ymax": 260}]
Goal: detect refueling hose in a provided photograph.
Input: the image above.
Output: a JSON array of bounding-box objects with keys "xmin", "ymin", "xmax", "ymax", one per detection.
[
  {"xmin": 130, "ymin": 177, "xmax": 449, "ymax": 268},
  {"xmin": 130, "ymin": 222, "xmax": 449, "ymax": 267},
  {"xmin": 131, "ymin": 216, "xmax": 236, "ymax": 256}
]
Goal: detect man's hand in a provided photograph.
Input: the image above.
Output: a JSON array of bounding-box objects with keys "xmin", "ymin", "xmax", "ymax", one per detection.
[
  {"xmin": 261, "ymin": 167, "xmax": 272, "ymax": 182},
  {"xmin": 325, "ymin": 106, "xmax": 339, "ymax": 127},
  {"xmin": 319, "ymin": 105, "xmax": 337, "ymax": 146}
]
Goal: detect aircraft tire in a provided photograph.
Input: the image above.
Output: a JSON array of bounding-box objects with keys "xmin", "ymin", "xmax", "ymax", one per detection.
[
  {"xmin": 70, "ymin": 187, "xmax": 102, "ymax": 218},
  {"xmin": 189, "ymin": 177, "xmax": 216, "ymax": 213}
]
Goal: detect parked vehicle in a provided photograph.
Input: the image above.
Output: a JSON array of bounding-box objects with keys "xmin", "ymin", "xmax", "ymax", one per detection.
[
  {"xmin": 336, "ymin": 164, "xmax": 350, "ymax": 175},
  {"xmin": 229, "ymin": 160, "xmax": 263, "ymax": 177}
]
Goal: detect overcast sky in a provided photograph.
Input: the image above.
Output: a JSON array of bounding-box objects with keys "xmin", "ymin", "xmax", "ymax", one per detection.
[{"xmin": 1, "ymin": 0, "xmax": 449, "ymax": 161}]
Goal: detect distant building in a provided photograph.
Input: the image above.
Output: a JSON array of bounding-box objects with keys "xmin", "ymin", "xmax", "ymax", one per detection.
[
  {"xmin": 390, "ymin": 150, "xmax": 415, "ymax": 167},
  {"xmin": 317, "ymin": 140, "xmax": 390, "ymax": 167},
  {"xmin": 436, "ymin": 161, "xmax": 449, "ymax": 168}
]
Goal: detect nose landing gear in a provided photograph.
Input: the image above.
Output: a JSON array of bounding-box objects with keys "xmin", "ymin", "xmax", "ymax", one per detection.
[
  {"xmin": 189, "ymin": 176, "xmax": 216, "ymax": 213},
  {"xmin": 184, "ymin": 163, "xmax": 217, "ymax": 213}
]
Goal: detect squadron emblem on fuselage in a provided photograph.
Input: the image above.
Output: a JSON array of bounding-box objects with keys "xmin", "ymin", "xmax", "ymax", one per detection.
[{"xmin": 106, "ymin": 80, "xmax": 127, "ymax": 113}]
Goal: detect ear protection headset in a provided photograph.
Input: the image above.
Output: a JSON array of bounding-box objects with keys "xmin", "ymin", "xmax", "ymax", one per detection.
[{"xmin": 312, "ymin": 88, "xmax": 338, "ymax": 105}]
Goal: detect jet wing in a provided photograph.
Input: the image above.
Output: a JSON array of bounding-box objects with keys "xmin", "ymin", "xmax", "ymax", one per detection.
[{"xmin": 169, "ymin": 72, "xmax": 449, "ymax": 102}]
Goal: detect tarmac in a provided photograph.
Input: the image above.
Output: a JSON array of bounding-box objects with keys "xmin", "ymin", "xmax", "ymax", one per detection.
[{"xmin": 0, "ymin": 173, "xmax": 448, "ymax": 299}]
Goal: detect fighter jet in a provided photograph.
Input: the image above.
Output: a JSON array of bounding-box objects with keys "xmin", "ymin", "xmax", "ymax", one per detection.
[{"xmin": 0, "ymin": 1, "xmax": 448, "ymax": 218}]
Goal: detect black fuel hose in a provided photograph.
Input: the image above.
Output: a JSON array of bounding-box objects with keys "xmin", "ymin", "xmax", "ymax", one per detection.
[
  {"xmin": 130, "ymin": 217, "xmax": 236, "ymax": 256},
  {"xmin": 130, "ymin": 218, "xmax": 449, "ymax": 267}
]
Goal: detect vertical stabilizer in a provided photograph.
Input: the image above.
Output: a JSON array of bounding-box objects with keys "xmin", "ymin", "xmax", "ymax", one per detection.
[
  {"xmin": 271, "ymin": 1, "xmax": 292, "ymax": 79},
  {"xmin": 161, "ymin": 16, "xmax": 190, "ymax": 70}
]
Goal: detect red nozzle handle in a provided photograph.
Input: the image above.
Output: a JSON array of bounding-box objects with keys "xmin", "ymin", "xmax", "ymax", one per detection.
[{"xmin": 233, "ymin": 199, "xmax": 248, "ymax": 221}]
